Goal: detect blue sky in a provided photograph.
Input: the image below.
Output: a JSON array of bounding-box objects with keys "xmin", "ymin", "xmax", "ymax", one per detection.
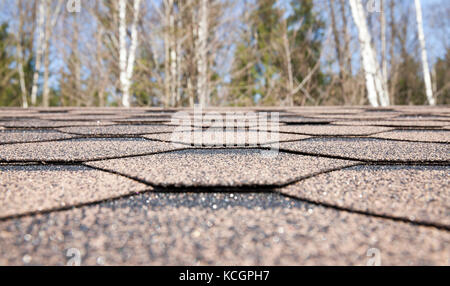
[{"xmin": 0, "ymin": 0, "xmax": 448, "ymax": 93}]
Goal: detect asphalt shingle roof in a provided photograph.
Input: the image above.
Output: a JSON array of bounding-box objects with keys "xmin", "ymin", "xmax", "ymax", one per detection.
[{"xmin": 0, "ymin": 106, "xmax": 448, "ymax": 265}]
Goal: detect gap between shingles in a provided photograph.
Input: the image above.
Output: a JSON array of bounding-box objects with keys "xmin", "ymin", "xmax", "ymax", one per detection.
[
  {"xmin": 275, "ymin": 191, "xmax": 450, "ymax": 231},
  {"xmin": 1, "ymin": 143, "xmax": 448, "ymax": 166},
  {"xmin": 140, "ymin": 134, "xmax": 314, "ymax": 146},
  {"xmin": 1, "ymin": 126, "xmax": 448, "ymax": 147},
  {"xmin": 276, "ymin": 148, "xmax": 450, "ymax": 165},
  {"xmin": 82, "ymin": 161, "xmax": 364, "ymax": 191},
  {"xmin": 0, "ymin": 147, "xmax": 194, "ymax": 164},
  {"xmin": 0, "ymin": 157, "xmax": 448, "ymax": 231},
  {"xmin": 331, "ymin": 123, "xmax": 446, "ymax": 129},
  {"xmin": 0, "ymin": 123, "xmax": 119, "ymax": 130},
  {"xmin": 368, "ymin": 128, "xmax": 450, "ymax": 144},
  {"xmin": 0, "ymin": 187, "xmax": 155, "ymax": 222}
]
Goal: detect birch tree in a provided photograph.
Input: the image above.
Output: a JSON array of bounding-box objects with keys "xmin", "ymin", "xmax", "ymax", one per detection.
[
  {"xmin": 29, "ymin": 0, "xmax": 61, "ymax": 107},
  {"xmin": 349, "ymin": 0, "xmax": 389, "ymax": 106},
  {"xmin": 380, "ymin": 0, "xmax": 389, "ymax": 103},
  {"xmin": 42, "ymin": 0, "xmax": 62, "ymax": 107},
  {"xmin": 196, "ymin": 0, "xmax": 209, "ymax": 107},
  {"xmin": 119, "ymin": 0, "xmax": 141, "ymax": 107},
  {"xmin": 414, "ymin": 0, "xmax": 435, "ymax": 105},
  {"xmin": 16, "ymin": 0, "xmax": 28, "ymax": 108},
  {"xmin": 30, "ymin": 0, "xmax": 45, "ymax": 106}
]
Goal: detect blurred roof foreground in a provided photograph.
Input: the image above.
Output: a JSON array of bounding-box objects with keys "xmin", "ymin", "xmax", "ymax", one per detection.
[{"xmin": 0, "ymin": 106, "xmax": 449, "ymax": 266}]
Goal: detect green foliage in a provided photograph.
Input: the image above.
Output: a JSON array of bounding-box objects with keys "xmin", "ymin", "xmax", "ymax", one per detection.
[
  {"xmin": 0, "ymin": 23, "xmax": 20, "ymax": 106},
  {"xmin": 287, "ymin": 0, "xmax": 326, "ymax": 104},
  {"xmin": 434, "ymin": 48, "xmax": 450, "ymax": 105},
  {"xmin": 395, "ymin": 54, "xmax": 426, "ymax": 105},
  {"xmin": 230, "ymin": 0, "xmax": 326, "ymax": 106}
]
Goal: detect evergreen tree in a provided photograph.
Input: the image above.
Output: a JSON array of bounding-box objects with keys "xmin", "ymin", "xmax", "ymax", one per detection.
[
  {"xmin": 230, "ymin": 0, "xmax": 282, "ymax": 106},
  {"xmin": 0, "ymin": 23, "xmax": 20, "ymax": 106},
  {"xmin": 286, "ymin": 0, "xmax": 326, "ymax": 104},
  {"xmin": 434, "ymin": 48, "xmax": 450, "ymax": 105},
  {"xmin": 230, "ymin": 0, "xmax": 326, "ymax": 106}
]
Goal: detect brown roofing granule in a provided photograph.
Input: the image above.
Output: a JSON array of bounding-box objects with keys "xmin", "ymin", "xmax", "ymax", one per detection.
[
  {"xmin": 278, "ymin": 117, "xmax": 333, "ymax": 124},
  {"xmin": 0, "ymin": 138, "xmax": 188, "ymax": 162},
  {"xmin": 86, "ymin": 149, "xmax": 356, "ymax": 187},
  {"xmin": 0, "ymin": 192, "xmax": 447, "ymax": 266},
  {"xmin": 393, "ymin": 107, "xmax": 450, "ymax": 114},
  {"xmin": 332, "ymin": 120, "xmax": 447, "ymax": 128},
  {"xmin": 277, "ymin": 165, "xmax": 450, "ymax": 226},
  {"xmin": 0, "ymin": 112, "xmax": 41, "ymax": 119},
  {"xmin": 57, "ymin": 125, "xmax": 178, "ymax": 135},
  {"xmin": 0, "ymin": 165, "xmax": 148, "ymax": 218},
  {"xmin": 0, "ymin": 130, "xmax": 76, "ymax": 144},
  {"xmin": 112, "ymin": 118, "xmax": 171, "ymax": 124},
  {"xmin": 1, "ymin": 119, "xmax": 113, "ymax": 128},
  {"xmin": 39, "ymin": 115, "xmax": 129, "ymax": 121},
  {"xmin": 305, "ymin": 112, "xmax": 398, "ymax": 120},
  {"xmin": 251, "ymin": 125, "xmax": 393, "ymax": 136},
  {"xmin": 143, "ymin": 131, "xmax": 309, "ymax": 146},
  {"xmin": 372, "ymin": 130, "xmax": 450, "ymax": 143},
  {"xmin": 276, "ymin": 138, "xmax": 450, "ymax": 162}
]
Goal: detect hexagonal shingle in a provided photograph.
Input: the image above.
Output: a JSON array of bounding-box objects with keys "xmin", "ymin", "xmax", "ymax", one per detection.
[
  {"xmin": 332, "ymin": 120, "xmax": 447, "ymax": 128},
  {"xmin": 86, "ymin": 149, "xmax": 357, "ymax": 187},
  {"xmin": 277, "ymin": 165, "xmax": 450, "ymax": 227},
  {"xmin": 1, "ymin": 119, "xmax": 113, "ymax": 128},
  {"xmin": 0, "ymin": 165, "xmax": 148, "ymax": 219},
  {"xmin": 0, "ymin": 138, "xmax": 188, "ymax": 162},
  {"xmin": 276, "ymin": 138, "xmax": 450, "ymax": 162},
  {"xmin": 251, "ymin": 125, "xmax": 393, "ymax": 136},
  {"xmin": 143, "ymin": 130, "xmax": 309, "ymax": 146},
  {"xmin": 371, "ymin": 130, "xmax": 450, "ymax": 143},
  {"xmin": 57, "ymin": 125, "xmax": 178, "ymax": 135},
  {"xmin": 0, "ymin": 130, "xmax": 77, "ymax": 144},
  {"xmin": 0, "ymin": 192, "xmax": 448, "ymax": 265}
]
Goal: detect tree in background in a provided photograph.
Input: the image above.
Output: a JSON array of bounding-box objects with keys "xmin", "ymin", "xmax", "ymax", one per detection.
[
  {"xmin": 432, "ymin": 48, "xmax": 450, "ymax": 105},
  {"xmin": 0, "ymin": 24, "xmax": 20, "ymax": 106},
  {"xmin": 0, "ymin": 0, "xmax": 448, "ymax": 107},
  {"xmin": 229, "ymin": 0, "xmax": 283, "ymax": 106},
  {"xmin": 230, "ymin": 0, "xmax": 326, "ymax": 106},
  {"xmin": 284, "ymin": 0, "xmax": 326, "ymax": 105},
  {"xmin": 349, "ymin": 0, "xmax": 389, "ymax": 107},
  {"xmin": 119, "ymin": 0, "xmax": 141, "ymax": 107},
  {"xmin": 414, "ymin": 0, "xmax": 435, "ymax": 105}
]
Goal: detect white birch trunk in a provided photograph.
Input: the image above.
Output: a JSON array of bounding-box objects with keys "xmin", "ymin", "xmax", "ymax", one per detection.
[
  {"xmin": 16, "ymin": 0, "xmax": 28, "ymax": 108},
  {"xmin": 17, "ymin": 44, "xmax": 28, "ymax": 108},
  {"xmin": 42, "ymin": 0, "xmax": 51, "ymax": 107},
  {"xmin": 163, "ymin": 0, "xmax": 172, "ymax": 106},
  {"xmin": 197, "ymin": 0, "xmax": 209, "ymax": 107},
  {"xmin": 118, "ymin": 0, "xmax": 129, "ymax": 107},
  {"xmin": 350, "ymin": 0, "xmax": 389, "ymax": 107},
  {"xmin": 176, "ymin": 19, "xmax": 182, "ymax": 106},
  {"xmin": 119, "ymin": 0, "xmax": 141, "ymax": 107},
  {"xmin": 126, "ymin": 0, "xmax": 141, "ymax": 107},
  {"xmin": 33, "ymin": 0, "xmax": 62, "ymax": 107},
  {"xmin": 380, "ymin": 0, "xmax": 389, "ymax": 104},
  {"xmin": 30, "ymin": 0, "xmax": 45, "ymax": 106},
  {"xmin": 170, "ymin": 12, "xmax": 177, "ymax": 106},
  {"xmin": 414, "ymin": 0, "xmax": 435, "ymax": 105}
]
